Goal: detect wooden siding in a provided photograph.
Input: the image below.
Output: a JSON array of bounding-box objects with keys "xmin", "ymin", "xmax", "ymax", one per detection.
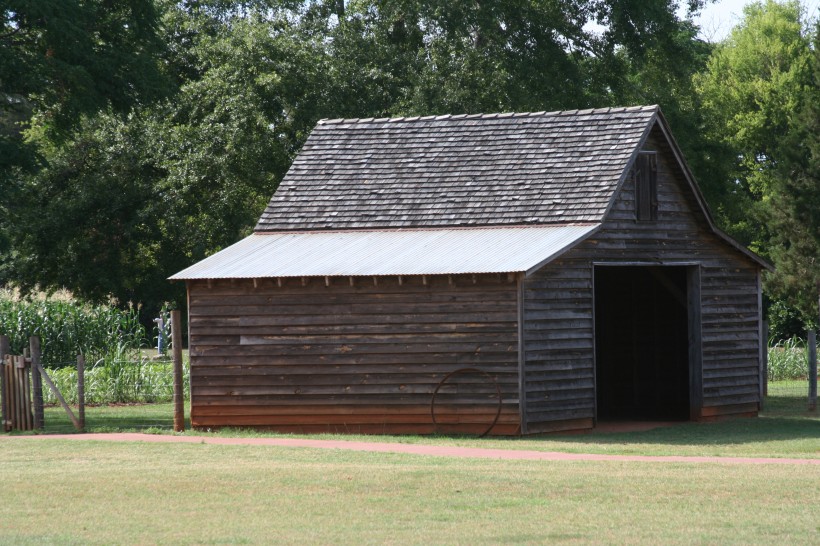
[
  {"xmin": 188, "ymin": 274, "xmax": 521, "ymax": 435},
  {"xmin": 523, "ymin": 126, "xmax": 761, "ymax": 432}
]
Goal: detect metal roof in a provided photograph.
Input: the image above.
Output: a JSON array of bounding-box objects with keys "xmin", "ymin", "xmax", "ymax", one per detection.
[{"xmin": 169, "ymin": 224, "xmax": 600, "ymax": 280}]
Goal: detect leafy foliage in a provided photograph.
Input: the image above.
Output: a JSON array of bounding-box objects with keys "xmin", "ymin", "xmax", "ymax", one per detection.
[
  {"xmin": 693, "ymin": 0, "xmax": 813, "ymax": 250},
  {"xmin": 2, "ymin": 0, "xmax": 817, "ymax": 330},
  {"xmin": 42, "ymin": 356, "xmax": 190, "ymax": 405},
  {"xmin": 0, "ymin": 290, "xmax": 145, "ymax": 368},
  {"xmin": 3, "ymin": 0, "xmax": 713, "ymax": 319},
  {"xmin": 766, "ymin": 21, "xmax": 820, "ymax": 325},
  {"xmin": 768, "ymin": 336, "xmax": 812, "ymax": 381}
]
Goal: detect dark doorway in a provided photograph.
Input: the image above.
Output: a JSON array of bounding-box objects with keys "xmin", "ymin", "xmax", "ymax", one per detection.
[{"xmin": 594, "ymin": 266, "xmax": 690, "ymax": 421}]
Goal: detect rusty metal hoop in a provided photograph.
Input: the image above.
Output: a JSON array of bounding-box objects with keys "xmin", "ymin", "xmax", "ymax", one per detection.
[{"xmin": 430, "ymin": 367, "xmax": 503, "ymax": 438}]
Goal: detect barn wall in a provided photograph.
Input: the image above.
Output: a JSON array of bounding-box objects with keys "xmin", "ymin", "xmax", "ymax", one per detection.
[
  {"xmin": 523, "ymin": 126, "xmax": 761, "ymax": 433},
  {"xmin": 187, "ymin": 274, "xmax": 521, "ymax": 435}
]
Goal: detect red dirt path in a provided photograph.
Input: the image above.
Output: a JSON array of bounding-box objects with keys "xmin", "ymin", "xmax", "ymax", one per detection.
[{"xmin": 4, "ymin": 433, "xmax": 819, "ymax": 465}]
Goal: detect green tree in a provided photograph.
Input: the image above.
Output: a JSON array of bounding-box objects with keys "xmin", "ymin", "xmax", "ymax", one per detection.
[
  {"xmin": 0, "ymin": 0, "xmax": 167, "ymax": 145},
  {"xmin": 2, "ymin": 0, "xmax": 726, "ymax": 323},
  {"xmin": 766, "ymin": 21, "xmax": 820, "ymax": 327},
  {"xmin": 6, "ymin": 2, "xmax": 332, "ymax": 317},
  {"xmin": 693, "ymin": 0, "xmax": 813, "ymax": 251},
  {"xmin": 0, "ymin": 0, "xmax": 168, "ymax": 285}
]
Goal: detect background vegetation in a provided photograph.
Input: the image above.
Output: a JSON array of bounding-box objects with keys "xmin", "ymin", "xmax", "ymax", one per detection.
[
  {"xmin": 1, "ymin": 0, "xmax": 819, "ymax": 336},
  {"xmin": 0, "ymin": 289, "xmax": 144, "ymax": 368}
]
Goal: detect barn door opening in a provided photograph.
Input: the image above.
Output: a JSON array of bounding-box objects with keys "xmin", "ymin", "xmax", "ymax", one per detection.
[{"xmin": 594, "ymin": 266, "xmax": 694, "ymax": 421}]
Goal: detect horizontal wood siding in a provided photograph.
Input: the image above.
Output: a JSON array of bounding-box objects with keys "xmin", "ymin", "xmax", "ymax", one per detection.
[
  {"xmin": 523, "ymin": 126, "xmax": 761, "ymax": 431},
  {"xmin": 188, "ymin": 274, "xmax": 521, "ymax": 435}
]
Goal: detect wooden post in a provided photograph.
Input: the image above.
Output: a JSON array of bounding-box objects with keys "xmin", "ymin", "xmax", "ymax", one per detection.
[
  {"xmin": 762, "ymin": 321, "xmax": 769, "ymax": 399},
  {"xmin": 1, "ymin": 335, "xmax": 9, "ymax": 432},
  {"xmin": 77, "ymin": 354, "xmax": 86, "ymax": 430},
  {"xmin": 33, "ymin": 359, "xmax": 81, "ymax": 430},
  {"xmin": 30, "ymin": 337, "xmax": 44, "ymax": 430},
  {"xmin": 4, "ymin": 355, "xmax": 13, "ymax": 431},
  {"xmin": 16, "ymin": 355, "xmax": 32, "ymax": 430},
  {"xmin": 171, "ymin": 309, "xmax": 185, "ymax": 432},
  {"xmin": 808, "ymin": 330, "xmax": 817, "ymax": 412}
]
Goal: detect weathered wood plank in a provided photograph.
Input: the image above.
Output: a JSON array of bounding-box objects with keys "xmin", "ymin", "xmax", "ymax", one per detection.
[{"xmin": 188, "ymin": 276, "xmax": 522, "ymax": 435}]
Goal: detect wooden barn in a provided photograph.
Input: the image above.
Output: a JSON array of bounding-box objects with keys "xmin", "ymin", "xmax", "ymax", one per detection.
[{"xmin": 171, "ymin": 105, "xmax": 770, "ymax": 435}]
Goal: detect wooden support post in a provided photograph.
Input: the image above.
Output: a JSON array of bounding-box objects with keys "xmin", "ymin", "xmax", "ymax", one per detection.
[
  {"xmin": 77, "ymin": 354, "xmax": 86, "ymax": 430},
  {"xmin": 12, "ymin": 356, "xmax": 20, "ymax": 429},
  {"xmin": 171, "ymin": 309, "xmax": 185, "ymax": 432},
  {"xmin": 762, "ymin": 321, "xmax": 769, "ymax": 399},
  {"xmin": 4, "ymin": 355, "xmax": 12, "ymax": 431},
  {"xmin": 16, "ymin": 356, "xmax": 32, "ymax": 430},
  {"xmin": 33, "ymin": 359, "xmax": 81, "ymax": 430},
  {"xmin": 808, "ymin": 330, "xmax": 817, "ymax": 412},
  {"xmin": 0, "ymin": 335, "xmax": 9, "ymax": 432},
  {"xmin": 30, "ymin": 337, "xmax": 44, "ymax": 430}
]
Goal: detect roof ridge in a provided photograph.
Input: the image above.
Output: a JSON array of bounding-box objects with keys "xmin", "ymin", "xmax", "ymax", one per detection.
[{"xmin": 318, "ymin": 105, "xmax": 659, "ymax": 125}]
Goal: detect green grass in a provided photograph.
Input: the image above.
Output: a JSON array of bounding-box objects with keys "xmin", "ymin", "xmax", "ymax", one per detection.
[
  {"xmin": 3, "ymin": 392, "xmax": 818, "ymax": 544},
  {"xmin": 29, "ymin": 393, "xmax": 820, "ymax": 459},
  {"xmin": 0, "ymin": 438, "xmax": 818, "ymax": 545}
]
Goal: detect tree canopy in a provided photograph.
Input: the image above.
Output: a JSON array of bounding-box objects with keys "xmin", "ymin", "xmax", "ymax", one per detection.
[{"xmin": 1, "ymin": 0, "xmax": 818, "ymax": 333}]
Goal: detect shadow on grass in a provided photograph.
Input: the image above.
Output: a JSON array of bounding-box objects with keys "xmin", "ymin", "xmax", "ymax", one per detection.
[
  {"xmin": 23, "ymin": 402, "xmax": 190, "ymax": 435},
  {"xmin": 12, "ymin": 397, "xmax": 817, "ymax": 455},
  {"xmin": 520, "ymin": 395, "xmax": 819, "ymax": 448},
  {"xmin": 539, "ymin": 416, "xmax": 818, "ymax": 449}
]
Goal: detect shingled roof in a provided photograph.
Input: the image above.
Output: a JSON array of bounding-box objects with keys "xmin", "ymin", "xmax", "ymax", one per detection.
[
  {"xmin": 171, "ymin": 104, "xmax": 772, "ymax": 281},
  {"xmin": 255, "ymin": 105, "xmax": 659, "ymax": 231}
]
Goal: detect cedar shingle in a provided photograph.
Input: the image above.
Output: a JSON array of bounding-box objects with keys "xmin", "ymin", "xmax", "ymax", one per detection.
[{"xmin": 255, "ymin": 106, "xmax": 657, "ymax": 231}]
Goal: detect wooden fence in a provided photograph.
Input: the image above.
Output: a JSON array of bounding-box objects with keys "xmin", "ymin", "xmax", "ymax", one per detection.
[
  {"xmin": 2, "ymin": 353, "xmax": 34, "ymax": 431},
  {"xmin": 1, "ymin": 335, "xmax": 83, "ymax": 432},
  {"xmin": 2, "ymin": 321, "xmax": 185, "ymax": 433}
]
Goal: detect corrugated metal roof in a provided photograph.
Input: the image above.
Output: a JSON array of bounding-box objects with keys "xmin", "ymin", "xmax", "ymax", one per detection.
[{"xmin": 169, "ymin": 224, "xmax": 600, "ymax": 280}]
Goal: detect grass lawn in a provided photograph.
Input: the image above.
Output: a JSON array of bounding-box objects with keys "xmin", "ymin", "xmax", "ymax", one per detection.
[
  {"xmin": 31, "ymin": 391, "xmax": 820, "ymax": 459},
  {"xmin": 2, "ymin": 391, "xmax": 818, "ymax": 544},
  {"xmin": 1, "ymin": 437, "xmax": 818, "ymax": 545}
]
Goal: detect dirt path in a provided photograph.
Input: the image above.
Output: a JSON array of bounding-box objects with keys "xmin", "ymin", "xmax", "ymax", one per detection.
[{"xmin": 4, "ymin": 433, "xmax": 819, "ymax": 465}]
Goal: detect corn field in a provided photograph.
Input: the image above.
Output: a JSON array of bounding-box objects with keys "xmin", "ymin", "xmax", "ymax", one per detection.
[
  {"xmin": 0, "ymin": 289, "xmax": 145, "ymax": 369},
  {"xmin": 768, "ymin": 337, "xmax": 812, "ymax": 382}
]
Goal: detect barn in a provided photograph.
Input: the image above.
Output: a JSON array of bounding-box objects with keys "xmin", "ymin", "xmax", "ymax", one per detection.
[{"xmin": 170, "ymin": 105, "xmax": 770, "ymax": 435}]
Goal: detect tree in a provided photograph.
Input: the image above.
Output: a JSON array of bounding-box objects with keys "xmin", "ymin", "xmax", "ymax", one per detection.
[
  {"xmin": 6, "ymin": 2, "xmax": 332, "ymax": 317},
  {"xmin": 693, "ymin": 0, "xmax": 813, "ymax": 251},
  {"xmin": 0, "ymin": 0, "xmax": 168, "ymax": 286},
  {"xmin": 2, "ymin": 0, "xmax": 727, "ymax": 322},
  {"xmin": 766, "ymin": 21, "xmax": 820, "ymax": 328},
  {"xmin": 0, "ymin": 0, "xmax": 167, "ymax": 143}
]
